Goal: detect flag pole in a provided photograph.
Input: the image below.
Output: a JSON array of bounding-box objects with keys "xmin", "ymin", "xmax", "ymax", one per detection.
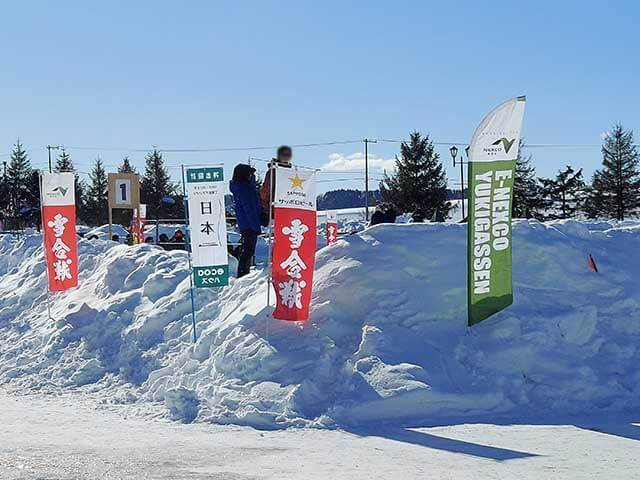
[
  {"xmin": 39, "ymin": 172, "xmax": 54, "ymax": 321},
  {"xmin": 265, "ymin": 161, "xmax": 276, "ymax": 339},
  {"xmin": 181, "ymin": 165, "xmax": 198, "ymax": 343}
]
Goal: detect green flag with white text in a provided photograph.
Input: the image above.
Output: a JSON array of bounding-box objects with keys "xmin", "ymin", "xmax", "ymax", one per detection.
[{"xmin": 467, "ymin": 97, "xmax": 526, "ymax": 326}]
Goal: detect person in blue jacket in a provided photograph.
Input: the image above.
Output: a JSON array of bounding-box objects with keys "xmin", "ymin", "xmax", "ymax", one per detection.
[{"xmin": 230, "ymin": 164, "xmax": 262, "ymax": 278}]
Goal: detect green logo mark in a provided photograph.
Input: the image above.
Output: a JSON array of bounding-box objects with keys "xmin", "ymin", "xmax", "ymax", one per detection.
[
  {"xmin": 193, "ymin": 264, "xmax": 228, "ymax": 288},
  {"xmin": 492, "ymin": 138, "xmax": 516, "ymax": 154}
]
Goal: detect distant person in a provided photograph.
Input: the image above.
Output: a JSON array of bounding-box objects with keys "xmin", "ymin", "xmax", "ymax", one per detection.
[
  {"xmin": 230, "ymin": 163, "xmax": 262, "ymax": 278},
  {"xmin": 159, "ymin": 233, "xmax": 169, "ymax": 243},
  {"xmin": 111, "ymin": 234, "xmax": 120, "ymax": 242},
  {"xmin": 260, "ymin": 145, "xmax": 293, "ymax": 215},
  {"xmin": 412, "ymin": 209, "xmax": 426, "ymax": 223},
  {"xmin": 431, "ymin": 208, "xmax": 446, "ymax": 223},
  {"xmin": 370, "ymin": 203, "xmax": 398, "ymax": 226},
  {"xmin": 172, "ymin": 229, "xmax": 185, "ymax": 243}
]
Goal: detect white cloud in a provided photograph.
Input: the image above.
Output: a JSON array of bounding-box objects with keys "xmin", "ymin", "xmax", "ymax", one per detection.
[{"xmin": 321, "ymin": 152, "xmax": 396, "ymax": 173}]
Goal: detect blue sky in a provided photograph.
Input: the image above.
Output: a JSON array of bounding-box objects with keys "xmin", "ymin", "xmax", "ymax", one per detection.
[{"xmin": 1, "ymin": 1, "xmax": 638, "ymax": 193}]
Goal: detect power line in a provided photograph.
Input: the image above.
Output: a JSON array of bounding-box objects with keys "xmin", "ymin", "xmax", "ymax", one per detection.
[
  {"xmin": 374, "ymin": 138, "xmax": 468, "ymax": 146},
  {"xmin": 14, "ymin": 139, "xmax": 637, "ymax": 161},
  {"xmin": 373, "ymin": 138, "xmax": 637, "ymax": 149},
  {"xmin": 524, "ymin": 144, "xmax": 604, "ymax": 149},
  {"xmin": 318, "ymin": 177, "xmax": 384, "ymax": 184},
  {"xmin": 61, "ymin": 139, "xmax": 363, "ymax": 154},
  {"xmin": 316, "ymin": 171, "xmax": 379, "ymax": 175}
]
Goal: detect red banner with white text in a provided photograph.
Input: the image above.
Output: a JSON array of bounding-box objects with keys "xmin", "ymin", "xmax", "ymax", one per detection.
[
  {"xmin": 326, "ymin": 211, "xmax": 338, "ymax": 245},
  {"xmin": 132, "ymin": 204, "xmax": 147, "ymax": 244},
  {"xmin": 41, "ymin": 173, "xmax": 78, "ymax": 292},
  {"xmin": 271, "ymin": 167, "xmax": 317, "ymax": 321}
]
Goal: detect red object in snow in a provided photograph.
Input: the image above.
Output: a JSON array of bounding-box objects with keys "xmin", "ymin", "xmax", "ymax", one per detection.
[
  {"xmin": 326, "ymin": 211, "xmax": 338, "ymax": 246},
  {"xmin": 41, "ymin": 173, "xmax": 79, "ymax": 292},
  {"xmin": 588, "ymin": 254, "xmax": 598, "ymax": 273},
  {"xmin": 271, "ymin": 168, "xmax": 317, "ymax": 321}
]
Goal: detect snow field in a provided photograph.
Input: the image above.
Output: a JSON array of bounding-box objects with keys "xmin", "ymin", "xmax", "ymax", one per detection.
[{"xmin": 0, "ymin": 219, "xmax": 639, "ymax": 429}]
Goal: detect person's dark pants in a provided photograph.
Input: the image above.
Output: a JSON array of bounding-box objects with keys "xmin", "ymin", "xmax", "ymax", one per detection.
[{"xmin": 238, "ymin": 229, "xmax": 258, "ymax": 278}]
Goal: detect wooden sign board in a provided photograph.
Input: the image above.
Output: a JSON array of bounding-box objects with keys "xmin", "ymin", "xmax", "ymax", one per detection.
[
  {"xmin": 107, "ymin": 173, "xmax": 140, "ymax": 242},
  {"xmin": 108, "ymin": 173, "xmax": 140, "ymax": 210}
]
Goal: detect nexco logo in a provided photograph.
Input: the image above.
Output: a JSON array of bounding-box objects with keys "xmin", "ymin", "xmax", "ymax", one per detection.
[{"xmin": 196, "ymin": 267, "xmax": 225, "ymax": 277}]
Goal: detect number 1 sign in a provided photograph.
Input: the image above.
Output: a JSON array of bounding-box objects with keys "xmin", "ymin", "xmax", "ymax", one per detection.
[
  {"xmin": 108, "ymin": 173, "xmax": 139, "ymax": 209},
  {"xmin": 115, "ymin": 179, "xmax": 131, "ymax": 205},
  {"xmin": 107, "ymin": 173, "xmax": 140, "ymax": 241}
]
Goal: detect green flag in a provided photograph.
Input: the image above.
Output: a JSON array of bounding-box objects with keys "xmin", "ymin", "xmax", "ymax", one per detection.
[{"xmin": 467, "ymin": 97, "xmax": 526, "ymax": 326}]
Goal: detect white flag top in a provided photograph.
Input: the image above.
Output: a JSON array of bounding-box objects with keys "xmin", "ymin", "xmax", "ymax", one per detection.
[
  {"xmin": 274, "ymin": 167, "xmax": 317, "ymax": 212},
  {"xmin": 468, "ymin": 96, "xmax": 526, "ymax": 163},
  {"xmin": 41, "ymin": 173, "xmax": 76, "ymax": 206}
]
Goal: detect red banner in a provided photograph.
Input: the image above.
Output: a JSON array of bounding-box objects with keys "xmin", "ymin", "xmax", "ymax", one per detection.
[
  {"xmin": 41, "ymin": 173, "xmax": 78, "ymax": 291},
  {"xmin": 271, "ymin": 167, "xmax": 317, "ymax": 321},
  {"xmin": 326, "ymin": 211, "xmax": 338, "ymax": 245},
  {"xmin": 132, "ymin": 204, "xmax": 147, "ymax": 244}
]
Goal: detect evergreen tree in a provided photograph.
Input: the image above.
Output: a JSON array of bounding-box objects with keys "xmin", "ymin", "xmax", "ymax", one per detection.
[
  {"xmin": 141, "ymin": 149, "xmax": 175, "ymax": 218},
  {"xmin": 0, "ymin": 159, "xmax": 10, "ymax": 215},
  {"xmin": 6, "ymin": 140, "xmax": 33, "ymax": 215},
  {"xmin": 118, "ymin": 156, "xmax": 137, "ymax": 174},
  {"xmin": 512, "ymin": 139, "xmax": 543, "ymax": 218},
  {"xmin": 54, "ymin": 148, "xmax": 74, "ymax": 172},
  {"xmin": 379, "ymin": 131, "xmax": 449, "ymax": 218},
  {"xmin": 84, "ymin": 158, "xmax": 109, "ymax": 226},
  {"xmin": 24, "ymin": 170, "xmax": 42, "ymax": 228},
  {"xmin": 24, "ymin": 169, "xmax": 41, "ymax": 207},
  {"xmin": 539, "ymin": 165, "xmax": 585, "ymax": 219},
  {"xmin": 584, "ymin": 125, "xmax": 640, "ymax": 220}
]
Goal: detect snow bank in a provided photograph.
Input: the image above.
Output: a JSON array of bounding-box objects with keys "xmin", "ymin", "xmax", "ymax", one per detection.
[{"xmin": 1, "ymin": 220, "xmax": 640, "ymax": 428}]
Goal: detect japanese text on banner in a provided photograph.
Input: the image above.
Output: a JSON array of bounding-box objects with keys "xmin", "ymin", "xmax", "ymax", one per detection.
[
  {"xmin": 272, "ymin": 167, "xmax": 317, "ymax": 321},
  {"xmin": 41, "ymin": 172, "xmax": 78, "ymax": 292}
]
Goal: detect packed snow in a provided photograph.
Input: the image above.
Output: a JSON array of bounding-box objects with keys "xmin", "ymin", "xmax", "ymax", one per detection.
[
  {"xmin": 0, "ymin": 220, "xmax": 639, "ymax": 430},
  {"xmin": 84, "ymin": 224, "xmax": 129, "ymax": 242},
  {"xmin": 2, "ymin": 391, "xmax": 640, "ymax": 479}
]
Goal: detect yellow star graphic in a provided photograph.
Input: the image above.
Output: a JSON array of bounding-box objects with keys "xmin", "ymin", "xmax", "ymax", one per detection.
[{"xmin": 290, "ymin": 173, "xmax": 306, "ymax": 189}]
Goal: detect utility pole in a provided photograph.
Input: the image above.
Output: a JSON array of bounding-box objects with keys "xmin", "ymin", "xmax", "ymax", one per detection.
[
  {"xmin": 46, "ymin": 145, "xmax": 60, "ymax": 173},
  {"xmin": 363, "ymin": 138, "xmax": 377, "ymax": 221}
]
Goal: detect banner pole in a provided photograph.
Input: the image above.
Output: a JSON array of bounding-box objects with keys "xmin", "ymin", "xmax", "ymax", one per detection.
[
  {"xmin": 46, "ymin": 292, "xmax": 52, "ymax": 321},
  {"xmin": 265, "ymin": 162, "xmax": 276, "ymax": 339},
  {"xmin": 39, "ymin": 172, "xmax": 54, "ymax": 321},
  {"xmin": 181, "ymin": 165, "xmax": 198, "ymax": 344},
  {"xmin": 108, "ymin": 207, "xmax": 113, "ymax": 242}
]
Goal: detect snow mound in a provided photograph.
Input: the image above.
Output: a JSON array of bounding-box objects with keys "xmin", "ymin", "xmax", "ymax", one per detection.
[{"xmin": 1, "ymin": 220, "xmax": 640, "ymax": 428}]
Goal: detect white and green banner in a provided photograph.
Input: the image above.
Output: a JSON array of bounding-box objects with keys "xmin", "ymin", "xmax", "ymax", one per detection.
[
  {"xmin": 185, "ymin": 166, "xmax": 229, "ymax": 287},
  {"xmin": 467, "ymin": 96, "xmax": 526, "ymax": 326}
]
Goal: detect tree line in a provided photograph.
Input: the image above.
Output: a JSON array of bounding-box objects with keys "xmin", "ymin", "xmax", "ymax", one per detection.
[
  {"xmin": 2, "ymin": 124, "xmax": 639, "ymax": 228},
  {"xmin": 512, "ymin": 124, "xmax": 640, "ymax": 220},
  {"xmin": 0, "ymin": 144, "xmax": 181, "ymax": 227},
  {"xmin": 379, "ymin": 124, "xmax": 640, "ymax": 221}
]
